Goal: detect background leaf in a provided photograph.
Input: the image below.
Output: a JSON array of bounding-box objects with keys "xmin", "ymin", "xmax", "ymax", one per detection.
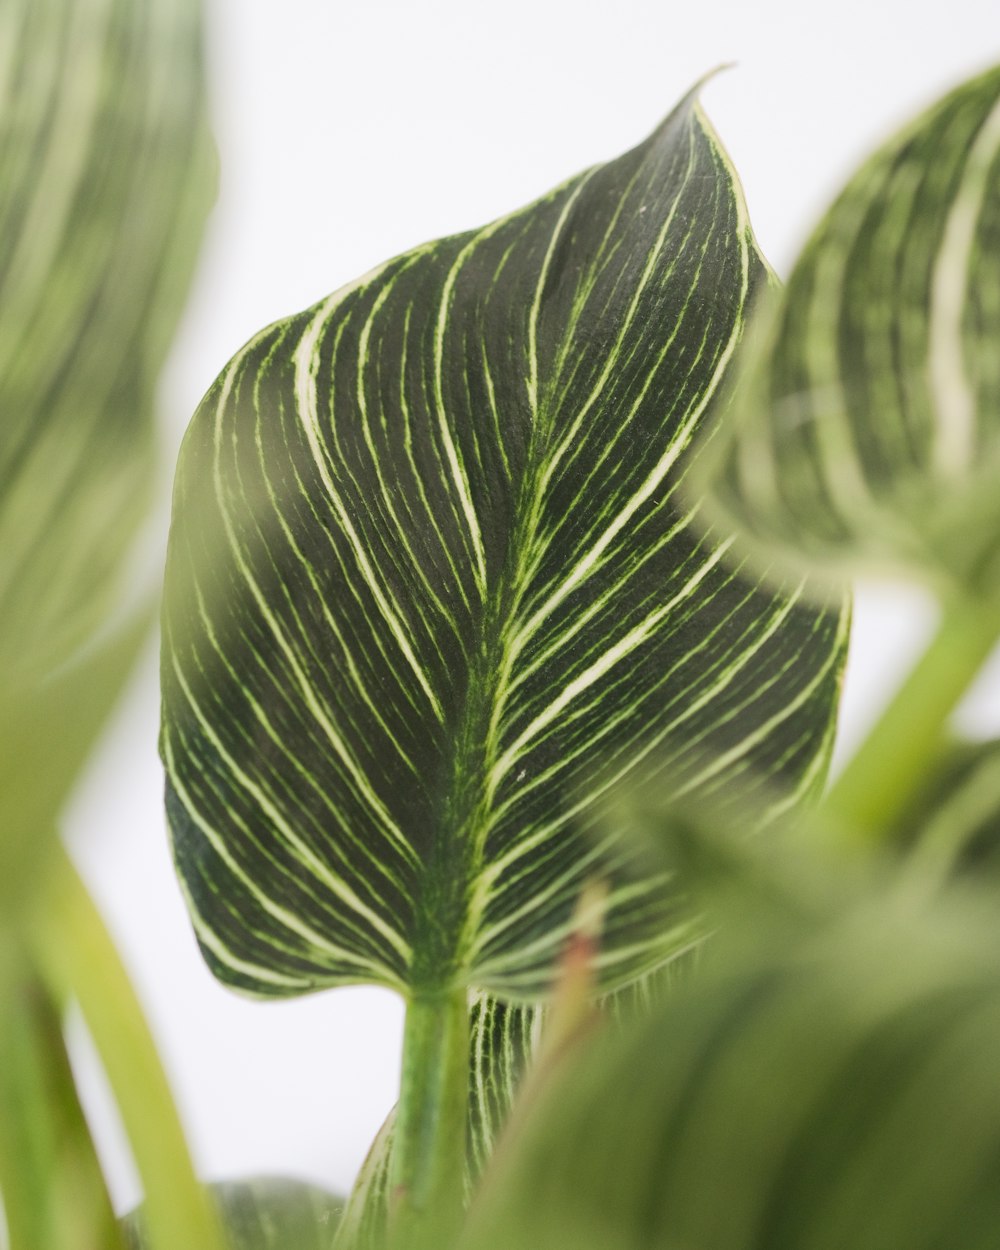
[
  {"xmin": 0, "ymin": 607, "xmax": 151, "ymax": 913},
  {"xmin": 466, "ymin": 992, "xmax": 538, "ymax": 1179},
  {"xmin": 700, "ymin": 65, "xmax": 1000, "ymax": 594},
  {"xmin": 0, "ymin": 3, "xmax": 220, "ymax": 1248},
  {"xmin": 161, "ymin": 85, "xmax": 847, "ymax": 1004},
  {"xmin": 125, "ymin": 1176, "xmax": 343, "ymax": 1250},
  {"xmin": 0, "ymin": 0, "xmax": 215, "ymax": 683}
]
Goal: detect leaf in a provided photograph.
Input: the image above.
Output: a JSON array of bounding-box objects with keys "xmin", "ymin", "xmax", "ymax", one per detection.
[
  {"xmin": 461, "ymin": 883, "xmax": 1000, "ymax": 1250},
  {"xmin": 0, "ymin": 0, "xmax": 215, "ymax": 682},
  {"xmin": 699, "ymin": 66, "xmax": 1000, "ymax": 595},
  {"xmin": 0, "ymin": 607, "xmax": 152, "ymax": 915},
  {"xmin": 333, "ymin": 994, "xmax": 537, "ymax": 1245},
  {"xmin": 893, "ymin": 736, "xmax": 1000, "ymax": 883},
  {"xmin": 124, "ymin": 1176, "xmax": 344, "ymax": 1250},
  {"xmin": 161, "ymin": 83, "xmax": 848, "ymax": 1003},
  {"xmin": 0, "ymin": 967, "xmax": 123, "ymax": 1250},
  {"xmin": 333, "ymin": 1112, "xmax": 394, "ymax": 1250}
]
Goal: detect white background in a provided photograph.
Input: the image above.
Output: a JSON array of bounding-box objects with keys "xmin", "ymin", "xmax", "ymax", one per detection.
[{"xmin": 65, "ymin": 0, "xmax": 1000, "ymax": 1211}]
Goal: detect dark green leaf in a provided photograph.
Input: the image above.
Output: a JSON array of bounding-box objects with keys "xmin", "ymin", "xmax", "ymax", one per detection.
[
  {"xmin": 467, "ymin": 992, "xmax": 538, "ymax": 1179},
  {"xmin": 161, "ymin": 85, "xmax": 847, "ymax": 1002}
]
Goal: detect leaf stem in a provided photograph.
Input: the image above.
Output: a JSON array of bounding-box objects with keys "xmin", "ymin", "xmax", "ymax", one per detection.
[
  {"xmin": 389, "ymin": 987, "xmax": 469, "ymax": 1249},
  {"xmin": 28, "ymin": 846, "xmax": 226, "ymax": 1250},
  {"xmin": 827, "ymin": 591, "xmax": 1000, "ymax": 841}
]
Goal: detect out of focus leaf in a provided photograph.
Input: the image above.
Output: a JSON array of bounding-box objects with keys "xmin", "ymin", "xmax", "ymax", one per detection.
[
  {"xmin": 0, "ymin": 608, "xmax": 151, "ymax": 912},
  {"xmin": 462, "ymin": 879, "xmax": 1000, "ymax": 1250},
  {"xmin": 124, "ymin": 1176, "xmax": 344, "ymax": 1250},
  {"xmin": 893, "ymin": 736, "xmax": 1000, "ymax": 882},
  {"xmin": 699, "ymin": 65, "xmax": 1000, "ymax": 597},
  {"xmin": 0, "ymin": 964, "xmax": 122, "ymax": 1250},
  {"xmin": 0, "ymin": 0, "xmax": 215, "ymax": 685}
]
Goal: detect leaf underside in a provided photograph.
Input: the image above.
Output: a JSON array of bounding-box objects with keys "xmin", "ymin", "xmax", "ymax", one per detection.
[
  {"xmin": 705, "ymin": 65, "xmax": 1000, "ymax": 590},
  {"xmin": 0, "ymin": 0, "xmax": 213, "ymax": 679},
  {"xmin": 161, "ymin": 87, "xmax": 848, "ymax": 1003}
]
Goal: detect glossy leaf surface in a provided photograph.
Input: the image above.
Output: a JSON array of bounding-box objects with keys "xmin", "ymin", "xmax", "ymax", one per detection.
[
  {"xmin": 703, "ymin": 66, "xmax": 1000, "ymax": 593},
  {"xmin": 162, "ymin": 87, "xmax": 847, "ymax": 1002}
]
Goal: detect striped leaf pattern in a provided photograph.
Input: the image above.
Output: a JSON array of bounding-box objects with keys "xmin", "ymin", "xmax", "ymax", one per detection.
[
  {"xmin": 0, "ymin": 0, "xmax": 213, "ymax": 679},
  {"xmin": 703, "ymin": 66, "xmax": 1000, "ymax": 592},
  {"xmin": 333, "ymin": 1110, "xmax": 394, "ymax": 1250},
  {"xmin": 466, "ymin": 966, "xmax": 697, "ymax": 1183},
  {"xmin": 468, "ymin": 992, "xmax": 539, "ymax": 1178},
  {"xmin": 330, "ymin": 996, "xmax": 535, "ymax": 1247},
  {"xmin": 161, "ymin": 86, "xmax": 848, "ymax": 1003},
  {"xmin": 331, "ymin": 995, "xmax": 536, "ymax": 1247}
]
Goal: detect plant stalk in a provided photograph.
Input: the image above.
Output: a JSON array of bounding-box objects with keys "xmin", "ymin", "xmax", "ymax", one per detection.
[
  {"xmin": 827, "ymin": 591, "xmax": 1000, "ymax": 841},
  {"xmin": 28, "ymin": 845, "xmax": 226, "ymax": 1250},
  {"xmin": 389, "ymin": 987, "xmax": 469, "ymax": 1249}
]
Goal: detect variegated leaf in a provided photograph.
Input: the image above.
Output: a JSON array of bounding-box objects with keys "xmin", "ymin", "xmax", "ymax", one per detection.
[
  {"xmin": 331, "ymin": 990, "xmax": 535, "ymax": 1248},
  {"xmin": 126, "ymin": 1177, "xmax": 343, "ymax": 1250},
  {"xmin": 0, "ymin": 0, "xmax": 214, "ymax": 681},
  {"xmin": 467, "ymin": 992, "xmax": 539, "ymax": 1180},
  {"xmin": 333, "ymin": 1110, "xmax": 394, "ymax": 1250},
  {"xmin": 161, "ymin": 85, "xmax": 847, "ymax": 1003},
  {"xmin": 701, "ymin": 66, "xmax": 1000, "ymax": 594}
]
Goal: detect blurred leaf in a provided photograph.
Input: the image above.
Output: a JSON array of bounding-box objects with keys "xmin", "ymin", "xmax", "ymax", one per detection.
[
  {"xmin": 0, "ymin": 0, "xmax": 215, "ymax": 684},
  {"xmin": 30, "ymin": 846, "xmax": 227, "ymax": 1250},
  {"xmin": 462, "ymin": 880, "xmax": 1000, "ymax": 1250},
  {"xmin": 160, "ymin": 82, "xmax": 847, "ymax": 1005},
  {"xmin": 125, "ymin": 1176, "xmax": 344, "ymax": 1250},
  {"xmin": 0, "ymin": 963, "xmax": 122, "ymax": 1250},
  {"xmin": 894, "ymin": 736, "xmax": 1000, "ymax": 883},
  {"xmin": 700, "ymin": 65, "xmax": 1000, "ymax": 596},
  {"xmin": 333, "ymin": 1113, "xmax": 394, "ymax": 1250},
  {"xmin": 0, "ymin": 607, "xmax": 151, "ymax": 913}
]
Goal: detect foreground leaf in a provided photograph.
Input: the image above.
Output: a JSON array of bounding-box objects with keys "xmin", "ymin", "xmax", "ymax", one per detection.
[
  {"xmin": 161, "ymin": 85, "xmax": 847, "ymax": 1003},
  {"xmin": 894, "ymin": 736, "xmax": 1000, "ymax": 883},
  {"xmin": 462, "ymin": 883, "xmax": 1000, "ymax": 1250},
  {"xmin": 702, "ymin": 65, "xmax": 1000, "ymax": 595}
]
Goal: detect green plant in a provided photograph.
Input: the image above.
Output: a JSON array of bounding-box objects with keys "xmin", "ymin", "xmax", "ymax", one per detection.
[{"xmin": 3, "ymin": 5, "xmax": 1000, "ymax": 1249}]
